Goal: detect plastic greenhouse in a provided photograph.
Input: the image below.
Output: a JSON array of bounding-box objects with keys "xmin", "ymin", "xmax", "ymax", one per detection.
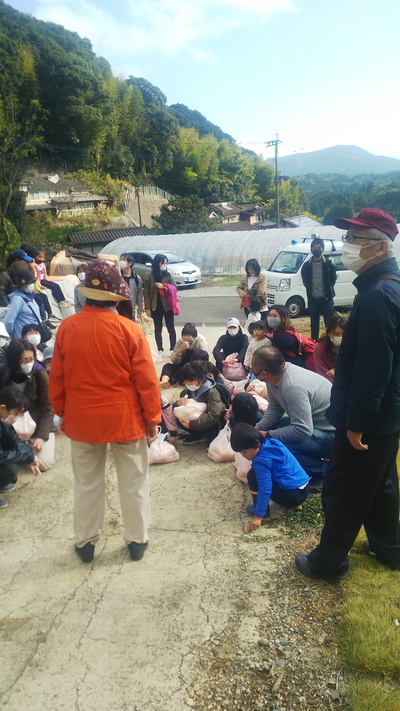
[{"xmin": 99, "ymin": 226, "xmax": 350, "ymax": 275}]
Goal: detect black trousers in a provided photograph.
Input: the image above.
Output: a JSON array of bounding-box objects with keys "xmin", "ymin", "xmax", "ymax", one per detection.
[
  {"xmin": 41, "ymin": 280, "xmax": 65, "ymax": 303},
  {"xmin": 308, "ymin": 429, "xmax": 400, "ymax": 574},
  {"xmin": 308, "ymin": 297, "xmax": 334, "ymax": 341},
  {"xmin": 151, "ymin": 308, "xmax": 176, "ymax": 351},
  {"xmin": 0, "ymin": 461, "xmax": 19, "ymax": 488}
]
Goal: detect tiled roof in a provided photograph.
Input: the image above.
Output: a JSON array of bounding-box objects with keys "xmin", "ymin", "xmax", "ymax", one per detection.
[{"xmin": 69, "ymin": 226, "xmax": 151, "ymax": 245}]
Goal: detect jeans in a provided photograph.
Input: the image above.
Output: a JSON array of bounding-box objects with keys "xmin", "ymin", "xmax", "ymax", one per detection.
[
  {"xmin": 308, "ymin": 298, "xmax": 334, "ymax": 341},
  {"xmin": 273, "ymin": 417, "xmax": 334, "ymax": 479}
]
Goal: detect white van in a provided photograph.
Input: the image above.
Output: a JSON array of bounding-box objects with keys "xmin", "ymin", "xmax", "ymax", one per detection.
[{"xmin": 264, "ymin": 239, "xmax": 357, "ymax": 318}]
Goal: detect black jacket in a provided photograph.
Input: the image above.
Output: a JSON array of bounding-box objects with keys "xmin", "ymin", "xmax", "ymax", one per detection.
[
  {"xmin": 0, "ymin": 421, "xmax": 35, "ymax": 467},
  {"xmin": 327, "ymin": 258, "xmax": 400, "ymax": 434},
  {"xmin": 213, "ymin": 331, "xmax": 249, "ymax": 366},
  {"xmin": 0, "ymin": 361, "xmax": 54, "ymax": 441},
  {"xmin": 301, "ymin": 256, "xmax": 336, "ymax": 302}
]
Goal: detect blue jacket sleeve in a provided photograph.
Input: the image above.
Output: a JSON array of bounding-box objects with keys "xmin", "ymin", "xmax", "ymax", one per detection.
[{"xmin": 252, "ymin": 456, "xmax": 272, "ymax": 517}]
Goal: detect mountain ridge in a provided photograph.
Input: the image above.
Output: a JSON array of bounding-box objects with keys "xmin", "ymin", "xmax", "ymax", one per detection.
[{"xmin": 269, "ymin": 145, "xmax": 400, "ymax": 177}]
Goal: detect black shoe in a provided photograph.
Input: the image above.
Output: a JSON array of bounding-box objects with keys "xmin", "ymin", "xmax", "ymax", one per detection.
[
  {"xmin": 295, "ymin": 553, "xmax": 347, "ymax": 585},
  {"xmin": 308, "ymin": 477, "xmax": 324, "ymax": 494},
  {"xmin": 181, "ymin": 435, "xmax": 207, "ymax": 446},
  {"xmin": 128, "ymin": 541, "xmax": 148, "ymax": 561},
  {"xmin": 44, "ymin": 320, "xmax": 57, "ymax": 330},
  {"xmin": 75, "ymin": 542, "xmax": 95, "ymax": 563},
  {"xmin": 0, "ymin": 498, "xmax": 8, "ymax": 509}
]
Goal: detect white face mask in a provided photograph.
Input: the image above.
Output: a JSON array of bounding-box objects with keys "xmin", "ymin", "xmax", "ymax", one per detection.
[
  {"xmin": 341, "ymin": 241, "xmax": 381, "ymax": 273},
  {"xmin": 26, "ymin": 283, "xmax": 35, "ymax": 294},
  {"xmin": 186, "ymin": 383, "xmax": 199, "ymax": 392},
  {"xmin": 78, "ymin": 272, "xmax": 86, "ymax": 282},
  {"xmin": 119, "ymin": 261, "xmax": 128, "ymax": 270},
  {"xmin": 267, "ymin": 316, "xmax": 281, "ymax": 329},
  {"xmin": 2, "ymin": 413, "xmax": 17, "ymax": 424},
  {"xmin": 228, "ymin": 327, "xmax": 239, "ymax": 336},
  {"xmin": 20, "ymin": 361, "xmax": 34, "ymax": 374},
  {"xmin": 0, "ymin": 336, "xmax": 8, "ymax": 347},
  {"xmin": 27, "ymin": 334, "xmax": 41, "ymax": 346},
  {"xmin": 330, "ymin": 335, "xmax": 342, "ymax": 347},
  {"xmin": 160, "ymin": 265, "xmax": 167, "ymax": 272}
]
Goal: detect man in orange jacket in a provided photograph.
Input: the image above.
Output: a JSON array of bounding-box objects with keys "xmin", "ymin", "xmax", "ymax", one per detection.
[{"xmin": 49, "ymin": 259, "xmax": 161, "ymax": 563}]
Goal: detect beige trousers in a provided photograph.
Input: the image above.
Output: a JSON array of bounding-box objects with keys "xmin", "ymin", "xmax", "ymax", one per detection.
[{"xmin": 70, "ymin": 438, "xmax": 150, "ymax": 548}]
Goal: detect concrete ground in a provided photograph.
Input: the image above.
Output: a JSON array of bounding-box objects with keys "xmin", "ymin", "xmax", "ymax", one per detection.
[{"xmin": 0, "ymin": 326, "xmax": 283, "ymax": 711}]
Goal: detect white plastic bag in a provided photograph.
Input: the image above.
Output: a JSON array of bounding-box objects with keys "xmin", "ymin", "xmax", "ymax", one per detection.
[
  {"xmin": 174, "ymin": 399, "xmax": 207, "ymax": 423},
  {"xmin": 149, "ymin": 430, "xmax": 180, "ymax": 465},
  {"xmin": 12, "ymin": 411, "xmax": 36, "ymax": 441},
  {"xmin": 37, "ymin": 432, "xmax": 55, "ymax": 469},
  {"xmin": 234, "ymin": 451, "xmax": 251, "ymax": 484},
  {"xmin": 208, "ymin": 423, "xmax": 235, "ymax": 463},
  {"xmin": 251, "ymin": 394, "xmax": 268, "ymax": 413},
  {"xmin": 222, "ymin": 353, "xmax": 246, "ymax": 381},
  {"xmin": 151, "ymin": 349, "xmax": 162, "ymax": 364},
  {"xmin": 247, "ymin": 378, "xmax": 267, "ymax": 395}
]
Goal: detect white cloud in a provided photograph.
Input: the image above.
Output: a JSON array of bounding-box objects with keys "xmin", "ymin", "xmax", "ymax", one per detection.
[{"xmin": 34, "ymin": 0, "xmax": 296, "ymax": 71}]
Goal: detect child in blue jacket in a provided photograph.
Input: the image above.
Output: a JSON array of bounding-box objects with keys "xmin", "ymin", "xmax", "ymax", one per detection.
[{"xmin": 231, "ymin": 423, "xmax": 310, "ymax": 532}]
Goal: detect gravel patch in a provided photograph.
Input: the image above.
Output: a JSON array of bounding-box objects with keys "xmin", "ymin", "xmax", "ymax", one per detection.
[{"xmin": 186, "ymin": 526, "xmax": 348, "ymax": 711}]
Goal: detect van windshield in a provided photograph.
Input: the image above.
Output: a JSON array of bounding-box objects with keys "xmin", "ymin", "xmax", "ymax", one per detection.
[{"xmin": 268, "ymin": 251, "xmax": 307, "ymax": 274}]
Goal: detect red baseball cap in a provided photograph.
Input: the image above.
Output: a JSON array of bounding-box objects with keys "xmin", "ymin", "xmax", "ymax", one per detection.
[{"xmin": 335, "ymin": 208, "xmax": 398, "ymax": 241}]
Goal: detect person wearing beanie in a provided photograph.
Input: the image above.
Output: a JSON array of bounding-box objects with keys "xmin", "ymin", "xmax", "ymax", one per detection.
[
  {"xmin": 4, "ymin": 270, "xmax": 42, "ymax": 339},
  {"xmin": 49, "ymin": 259, "xmax": 161, "ymax": 564},
  {"xmin": 295, "ymin": 208, "xmax": 400, "ymax": 583}
]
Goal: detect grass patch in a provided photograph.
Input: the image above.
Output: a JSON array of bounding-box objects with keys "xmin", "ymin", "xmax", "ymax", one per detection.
[
  {"xmin": 346, "ymin": 679, "xmax": 400, "ymax": 711},
  {"xmin": 282, "ymin": 493, "xmax": 324, "ymax": 537},
  {"xmin": 207, "ymin": 275, "xmax": 239, "ymax": 287},
  {"xmin": 338, "ymin": 454, "xmax": 400, "ymax": 709}
]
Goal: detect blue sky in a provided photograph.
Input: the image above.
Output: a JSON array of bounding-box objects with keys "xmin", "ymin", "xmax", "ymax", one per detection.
[{"xmin": 7, "ymin": 0, "xmax": 400, "ymax": 159}]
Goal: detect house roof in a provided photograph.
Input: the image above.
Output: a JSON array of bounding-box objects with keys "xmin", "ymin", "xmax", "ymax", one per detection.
[
  {"xmin": 281, "ymin": 215, "xmax": 322, "ymax": 229},
  {"xmin": 222, "ymin": 221, "xmax": 257, "ymax": 231},
  {"xmin": 69, "ymin": 226, "xmax": 151, "ymax": 246},
  {"xmin": 209, "ymin": 202, "xmax": 243, "ymax": 217}
]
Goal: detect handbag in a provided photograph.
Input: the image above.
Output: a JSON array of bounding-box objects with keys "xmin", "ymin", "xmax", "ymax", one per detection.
[
  {"xmin": 148, "ymin": 429, "xmax": 180, "ymax": 465},
  {"xmin": 25, "ymin": 301, "xmax": 52, "ymax": 342},
  {"xmin": 208, "ymin": 423, "xmax": 235, "ymax": 463},
  {"xmin": 241, "ymin": 295, "xmax": 252, "ymax": 309},
  {"xmin": 12, "ymin": 411, "xmax": 36, "ymax": 441}
]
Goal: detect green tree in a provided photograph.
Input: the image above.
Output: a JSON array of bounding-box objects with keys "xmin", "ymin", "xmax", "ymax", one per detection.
[
  {"xmin": 0, "ymin": 46, "xmax": 44, "ymax": 262},
  {"xmin": 151, "ymin": 196, "xmax": 222, "ymax": 234}
]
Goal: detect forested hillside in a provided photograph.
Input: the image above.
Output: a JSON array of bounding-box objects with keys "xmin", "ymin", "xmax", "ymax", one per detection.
[{"xmin": 0, "ymin": 1, "xmax": 278, "ymax": 206}]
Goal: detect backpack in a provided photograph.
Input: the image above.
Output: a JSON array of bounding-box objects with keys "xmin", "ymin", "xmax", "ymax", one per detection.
[{"xmin": 286, "ymin": 332, "xmax": 316, "ymax": 371}]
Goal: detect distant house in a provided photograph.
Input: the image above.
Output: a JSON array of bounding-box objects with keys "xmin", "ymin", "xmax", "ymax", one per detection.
[
  {"xmin": 68, "ymin": 226, "xmax": 151, "ymax": 254},
  {"xmin": 209, "ymin": 201, "xmax": 270, "ymax": 227},
  {"xmin": 20, "ymin": 174, "xmax": 111, "ymax": 217},
  {"xmin": 279, "ymin": 215, "xmax": 321, "ymax": 229}
]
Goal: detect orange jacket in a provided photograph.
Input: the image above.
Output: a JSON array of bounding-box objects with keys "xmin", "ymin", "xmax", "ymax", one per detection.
[{"xmin": 49, "ymin": 305, "xmax": 161, "ymax": 444}]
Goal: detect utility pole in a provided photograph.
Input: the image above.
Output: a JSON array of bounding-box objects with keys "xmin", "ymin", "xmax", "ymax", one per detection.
[{"xmin": 264, "ymin": 133, "xmax": 282, "ymax": 227}]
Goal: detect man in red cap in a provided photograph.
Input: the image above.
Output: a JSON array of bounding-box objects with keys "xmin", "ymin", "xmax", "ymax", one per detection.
[
  {"xmin": 50, "ymin": 259, "xmax": 161, "ymax": 563},
  {"xmin": 295, "ymin": 208, "xmax": 400, "ymax": 583}
]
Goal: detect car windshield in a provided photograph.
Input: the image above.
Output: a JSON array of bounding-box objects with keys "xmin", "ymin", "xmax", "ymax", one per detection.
[
  {"xmin": 268, "ymin": 251, "xmax": 308, "ymax": 274},
  {"xmin": 162, "ymin": 252, "xmax": 185, "ymax": 264}
]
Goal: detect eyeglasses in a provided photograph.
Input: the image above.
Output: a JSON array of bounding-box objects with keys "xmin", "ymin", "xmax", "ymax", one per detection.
[{"xmin": 342, "ymin": 234, "xmax": 382, "ymax": 244}]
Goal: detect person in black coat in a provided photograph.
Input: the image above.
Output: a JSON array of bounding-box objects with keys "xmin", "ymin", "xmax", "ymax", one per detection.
[
  {"xmin": 295, "ymin": 208, "xmax": 400, "ymax": 583},
  {"xmin": 301, "ymin": 237, "xmax": 337, "ymax": 341},
  {"xmin": 0, "ymin": 386, "xmax": 46, "ymax": 505},
  {"xmin": 213, "ymin": 318, "xmax": 248, "ymax": 372}
]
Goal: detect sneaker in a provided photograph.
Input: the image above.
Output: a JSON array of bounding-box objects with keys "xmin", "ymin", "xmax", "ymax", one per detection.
[
  {"xmin": 128, "ymin": 541, "xmax": 148, "ymax": 561},
  {"xmin": 295, "ymin": 553, "xmax": 347, "ymax": 585},
  {"xmin": 0, "ymin": 498, "xmax": 8, "ymax": 509},
  {"xmin": 181, "ymin": 434, "xmax": 208, "ymax": 446},
  {"xmin": 158, "ymin": 350, "xmax": 164, "ymax": 358},
  {"xmin": 246, "ymin": 504, "xmax": 271, "ymax": 521},
  {"xmin": 75, "ymin": 542, "xmax": 95, "ymax": 563},
  {"xmin": 0, "ymin": 482, "xmax": 16, "ymax": 492}
]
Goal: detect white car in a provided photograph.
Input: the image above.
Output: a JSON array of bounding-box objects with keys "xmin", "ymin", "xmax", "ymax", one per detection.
[{"xmin": 128, "ymin": 250, "xmax": 201, "ymax": 288}]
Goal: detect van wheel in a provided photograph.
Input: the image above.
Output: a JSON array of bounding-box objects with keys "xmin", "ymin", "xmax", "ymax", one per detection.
[{"xmin": 286, "ymin": 297, "xmax": 304, "ymax": 318}]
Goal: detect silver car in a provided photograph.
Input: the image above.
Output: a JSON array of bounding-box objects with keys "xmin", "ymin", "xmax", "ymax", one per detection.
[{"xmin": 129, "ymin": 250, "xmax": 201, "ymax": 288}]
